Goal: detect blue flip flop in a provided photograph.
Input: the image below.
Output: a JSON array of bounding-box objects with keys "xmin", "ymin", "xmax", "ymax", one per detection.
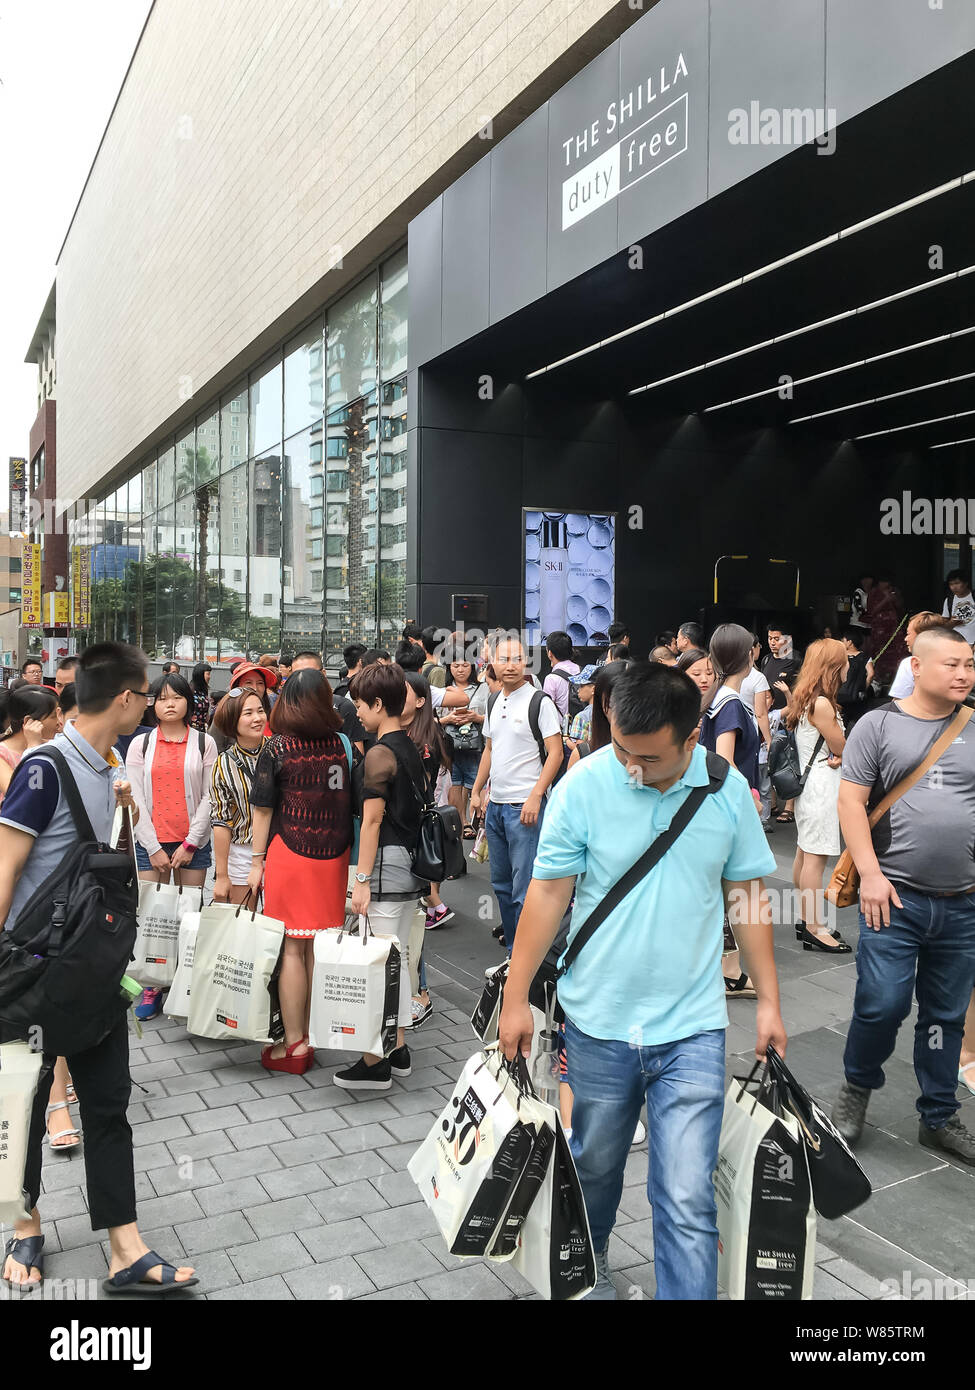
[
  {"xmin": 3, "ymin": 1235, "xmax": 45, "ymax": 1292},
  {"xmin": 103, "ymin": 1250, "xmax": 198, "ymax": 1295}
]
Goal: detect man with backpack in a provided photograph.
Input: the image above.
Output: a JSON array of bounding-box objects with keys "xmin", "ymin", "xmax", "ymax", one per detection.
[
  {"xmin": 0, "ymin": 642, "xmax": 198, "ymax": 1295},
  {"xmin": 498, "ymin": 662, "xmax": 783, "ymax": 1300},
  {"xmin": 469, "ymin": 635, "xmax": 563, "ymax": 958},
  {"xmin": 542, "ymin": 630, "xmax": 581, "ymax": 733}
]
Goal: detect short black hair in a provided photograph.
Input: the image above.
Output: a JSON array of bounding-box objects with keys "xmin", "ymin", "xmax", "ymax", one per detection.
[
  {"xmin": 678, "ymin": 622, "xmax": 703, "ymax": 647},
  {"xmin": 56, "ymin": 656, "xmax": 78, "ymax": 674},
  {"xmin": 75, "ymin": 642, "xmax": 149, "ymax": 714},
  {"xmin": 609, "ymin": 661, "xmax": 702, "ymax": 745},
  {"xmin": 844, "ymin": 628, "xmax": 867, "ymax": 651},
  {"xmin": 394, "ymin": 642, "xmax": 425, "ymax": 672},
  {"xmin": 946, "ymin": 569, "xmax": 971, "ymax": 586},
  {"xmin": 608, "ymin": 621, "xmax": 629, "ymax": 643},
  {"xmin": 153, "ymin": 672, "xmax": 194, "ymax": 724},
  {"xmin": 545, "ymin": 630, "xmax": 573, "ymax": 663},
  {"xmin": 402, "ymin": 621, "xmax": 423, "ymax": 642},
  {"xmin": 59, "ymin": 682, "xmax": 77, "ymax": 716},
  {"xmin": 362, "ymin": 648, "xmax": 390, "ymax": 667},
  {"xmin": 20, "ymin": 658, "xmax": 42, "ymax": 674},
  {"xmin": 343, "ymin": 642, "xmax": 367, "ymax": 669},
  {"xmin": 161, "ymin": 661, "xmax": 180, "ymax": 675},
  {"xmin": 420, "ymin": 625, "xmax": 441, "ymax": 658},
  {"xmin": 655, "ymin": 631, "xmax": 676, "ymax": 646},
  {"xmin": 278, "ymin": 652, "xmax": 294, "ymax": 668},
  {"xmin": 350, "ymin": 660, "xmax": 407, "ymax": 717},
  {"xmin": 292, "ymin": 650, "xmax": 324, "ymax": 669}
]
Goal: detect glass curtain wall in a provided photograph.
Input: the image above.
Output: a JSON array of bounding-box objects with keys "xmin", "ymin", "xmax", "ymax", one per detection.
[{"xmin": 80, "ymin": 248, "xmax": 406, "ymax": 667}]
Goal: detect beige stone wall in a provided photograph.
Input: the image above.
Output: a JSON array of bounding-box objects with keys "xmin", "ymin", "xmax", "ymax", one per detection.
[{"xmin": 56, "ymin": 0, "xmax": 633, "ymax": 506}]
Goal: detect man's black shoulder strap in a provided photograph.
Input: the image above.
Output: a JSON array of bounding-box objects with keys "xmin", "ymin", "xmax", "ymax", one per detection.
[
  {"xmin": 557, "ymin": 751, "xmax": 729, "ymax": 978},
  {"xmin": 527, "ymin": 689, "xmax": 559, "ymax": 767},
  {"xmin": 27, "ymin": 745, "xmax": 96, "ymax": 844}
]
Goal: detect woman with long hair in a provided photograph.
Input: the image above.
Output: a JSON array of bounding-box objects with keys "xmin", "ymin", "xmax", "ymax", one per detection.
[
  {"xmin": 697, "ymin": 625, "xmax": 763, "ymax": 999},
  {"xmin": 785, "ymin": 638, "xmax": 852, "ymax": 954},
  {"xmin": 675, "ymin": 647, "xmax": 713, "ymax": 699},
  {"xmin": 0, "ymin": 686, "xmax": 60, "ymax": 802},
  {"xmin": 246, "ymin": 670, "xmax": 355, "ymax": 1073},
  {"xmin": 189, "ymin": 662, "xmax": 214, "ymax": 731},
  {"xmin": 566, "ymin": 660, "xmax": 630, "ymax": 768},
  {"xmin": 210, "ymin": 689, "xmax": 270, "ymax": 905},
  {"xmin": 403, "ymin": 671, "xmax": 453, "ymax": 935},
  {"xmin": 439, "ymin": 652, "xmax": 484, "ymax": 836}
]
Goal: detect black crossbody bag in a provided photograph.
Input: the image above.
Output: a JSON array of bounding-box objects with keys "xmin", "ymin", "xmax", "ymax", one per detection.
[{"xmin": 556, "ymin": 751, "xmax": 729, "ymax": 978}]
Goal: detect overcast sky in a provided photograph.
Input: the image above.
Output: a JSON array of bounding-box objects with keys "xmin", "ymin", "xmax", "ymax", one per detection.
[{"xmin": 0, "ymin": 0, "xmax": 153, "ymax": 482}]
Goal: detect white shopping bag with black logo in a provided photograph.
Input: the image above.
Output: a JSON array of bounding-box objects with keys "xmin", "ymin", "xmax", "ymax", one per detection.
[
  {"xmin": 134, "ymin": 881, "xmax": 201, "ymax": 989},
  {"xmin": 187, "ymin": 900, "xmax": 284, "ymax": 1043},
  {"xmin": 0, "ymin": 1042, "xmax": 45, "ymax": 1225},
  {"xmin": 165, "ymin": 910, "xmax": 201, "ymax": 1020},
  {"xmin": 715, "ymin": 1060, "xmax": 816, "ymax": 1300},
  {"xmin": 309, "ymin": 916, "xmax": 401, "ymax": 1058},
  {"xmin": 408, "ymin": 1048, "xmax": 541, "ymax": 1258}
]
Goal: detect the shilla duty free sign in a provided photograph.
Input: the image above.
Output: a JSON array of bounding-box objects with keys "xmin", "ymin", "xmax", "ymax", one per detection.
[{"xmin": 560, "ymin": 55, "xmax": 690, "ymax": 231}]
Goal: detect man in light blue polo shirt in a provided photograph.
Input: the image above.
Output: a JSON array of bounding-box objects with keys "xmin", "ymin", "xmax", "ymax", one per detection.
[{"xmin": 499, "ymin": 661, "xmax": 785, "ymax": 1300}]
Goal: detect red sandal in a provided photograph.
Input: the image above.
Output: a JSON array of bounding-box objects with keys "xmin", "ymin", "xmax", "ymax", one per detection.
[{"xmin": 260, "ymin": 1039, "xmax": 314, "ymax": 1074}]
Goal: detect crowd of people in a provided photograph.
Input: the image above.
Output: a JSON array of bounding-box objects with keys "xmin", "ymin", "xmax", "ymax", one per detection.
[{"xmin": 2, "ymin": 575, "xmax": 974, "ymax": 1297}]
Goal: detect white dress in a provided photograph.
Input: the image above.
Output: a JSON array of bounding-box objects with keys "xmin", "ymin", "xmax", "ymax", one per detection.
[{"xmin": 794, "ymin": 712, "xmax": 843, "ymax": 856}]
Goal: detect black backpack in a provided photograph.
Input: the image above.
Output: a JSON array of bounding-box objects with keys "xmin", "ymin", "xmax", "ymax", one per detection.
[
  {"xmin": 0, "ymin": 747, "xmax": 140, "ymax": 1056},
  {"xmin": 548, "ymin": 669, "xmax": 586, "ymax": 725}
]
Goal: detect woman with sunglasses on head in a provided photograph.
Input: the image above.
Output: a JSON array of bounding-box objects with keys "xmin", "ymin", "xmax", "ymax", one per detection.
[
  {"xmin": 210, "ymin": 689, "xmax": 270, "ymax": 906},
  {"xmin": 246, "ymin": 670, "xmax": 355, "ymax": 1074},
  {"xmin": 127, "ymin": 673, "xmax": 217, "ymax": 1018}
]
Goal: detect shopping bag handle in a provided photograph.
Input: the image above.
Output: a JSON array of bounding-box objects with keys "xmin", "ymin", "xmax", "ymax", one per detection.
[{"xmin": 234, "ymin": 886, "xmax": 263, "ymax": 920}]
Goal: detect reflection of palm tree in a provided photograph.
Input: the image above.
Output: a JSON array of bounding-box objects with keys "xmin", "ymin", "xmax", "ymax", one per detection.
[{"xmin": 175, "ymin": 446, "xmax": 218, "ymax": 657}]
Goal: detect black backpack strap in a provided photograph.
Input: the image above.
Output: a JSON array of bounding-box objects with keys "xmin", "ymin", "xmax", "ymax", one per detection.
[
  {"xmin": 142, "ymin": 731, "xmax": 151, "ymax": 757},
  {"xmin": 549, "ymin": 669, "xmax": 570, "ymax": 684},
  {"xmin": 198, "ymin": 730, "xmax": 206, "ymax": 758},
  {"xmin": 557, "ymin": 751, "xmax": 729, "ymax": 979},
  {"xmin": 527, "ymin": 689, "xmax": 562, "ymax": 769},
  {"xmin": 798, "ymin": 734, "xmax": 825, "ymax": 788},
  {"xmin": 27, "ymin": 746, "xmax": 97, "ymax": 844}
]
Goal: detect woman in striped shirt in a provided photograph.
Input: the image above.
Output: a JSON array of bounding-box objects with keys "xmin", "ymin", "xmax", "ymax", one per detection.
[{"xmin": 210, "ymin": 689, "xmax": 269, "ymax": 904}]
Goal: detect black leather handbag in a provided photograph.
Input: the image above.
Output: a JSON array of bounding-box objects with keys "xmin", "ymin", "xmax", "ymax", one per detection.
[
  {"xmin": 765, "ymin": 1045, "xmax": 872, "ymax": 1219},
  {"xmin": 412, "ymin": 802, "xmax": 466, "ymax": 882}
]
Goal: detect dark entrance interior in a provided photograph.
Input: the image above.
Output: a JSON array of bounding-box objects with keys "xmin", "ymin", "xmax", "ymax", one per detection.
[{"xmin": 410, "ymin": 49, "xmax": 975, "ymax": 655}]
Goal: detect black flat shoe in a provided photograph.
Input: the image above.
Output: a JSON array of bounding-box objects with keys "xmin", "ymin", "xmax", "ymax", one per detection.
[
  {"xmin": 800, "ymin": 925, "xmax": 851, "ymax": 954},
  {"xmin": 795, "ymin": 919, "xmax": 841, "ymax": 942}
]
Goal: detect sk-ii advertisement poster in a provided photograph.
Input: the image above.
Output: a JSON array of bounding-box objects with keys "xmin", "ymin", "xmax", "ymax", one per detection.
[{"xmin": 524, "ymin": 510, "xmax": 616, "ymax": 647}]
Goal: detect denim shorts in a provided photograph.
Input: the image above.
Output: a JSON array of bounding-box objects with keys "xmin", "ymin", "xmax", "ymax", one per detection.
[
  {"xmin": 135, "ymin": 840, "xmax": 213, "ymax": 872},
  {"xmin": 450, "ymin": 748, "xmax": 481, "ymax": 789}
]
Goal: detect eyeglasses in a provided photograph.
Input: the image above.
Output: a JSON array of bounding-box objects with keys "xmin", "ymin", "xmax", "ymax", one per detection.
[{"xmin": 125, "ymin": 688, "xmax": 152, "ymax": 703}]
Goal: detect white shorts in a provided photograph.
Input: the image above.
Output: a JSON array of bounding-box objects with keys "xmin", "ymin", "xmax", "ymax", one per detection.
[{"xmin": 228, "ymin": 842, "xmax": 253, "ymax": 886}]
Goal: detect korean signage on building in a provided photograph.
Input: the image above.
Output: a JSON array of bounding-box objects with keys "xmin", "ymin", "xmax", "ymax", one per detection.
[
  {"xmin": 8, "ymin": 456, "xmax": 27, "ymax": 533},
  {"xmin": 43, "ymin": 592, "xmax": 71, "ymax": 626},
  {"xmin": 21, "ymin": 542, "xmax": 41, "ymax": 627},
  {"xmin": 72, "ymin": 546, "xmax": 92, "ymax": 627}
]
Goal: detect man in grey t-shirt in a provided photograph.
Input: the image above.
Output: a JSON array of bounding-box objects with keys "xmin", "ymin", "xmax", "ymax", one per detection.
[{"xmin": 834, "ymin": 629, "xmax": 975, "ymax": 1164}]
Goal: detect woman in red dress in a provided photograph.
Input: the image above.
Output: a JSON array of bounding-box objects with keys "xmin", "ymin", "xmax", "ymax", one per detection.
[{"xmin": 247, "ymin": 670, "xmax": 355, "ymax": 1073}]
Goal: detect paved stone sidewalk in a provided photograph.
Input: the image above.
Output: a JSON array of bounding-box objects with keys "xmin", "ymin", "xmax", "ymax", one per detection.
[{"xmin": 18, "ymin": 828, "xmax": 975, "ymax": 1301}]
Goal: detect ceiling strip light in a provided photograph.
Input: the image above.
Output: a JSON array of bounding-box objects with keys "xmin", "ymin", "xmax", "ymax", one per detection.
[
  {"xmin": 930, "ymin": 435, "xmax": 975, "ymax": 449},
  {"xmin": 526, "ymin": 168, "xmax": 975, "ymax": 380},
  {"xmin": 855, "ymin": 405, "xmax": 975, "ymax": 441}
]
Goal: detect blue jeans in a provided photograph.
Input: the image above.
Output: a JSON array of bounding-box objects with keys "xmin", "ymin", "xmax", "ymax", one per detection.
[
  {"xmin": 565, "ymin": 1019, "xmax": 726, "ymax": 1300},
  {"xmin": 844, "ymin": 887, "xmax": 975, "ymax": 1128},
  {"xmin": 484, "ymin": 800, "xmax": 544, "ymax": 951}
]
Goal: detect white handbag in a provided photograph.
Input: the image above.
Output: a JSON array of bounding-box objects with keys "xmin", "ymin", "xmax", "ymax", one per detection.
[
  {"xmin": 715, "ymin": 1066, "xmax": 816, "ymax": 1300},
  {"xmin": 165, "ymin": 910, "xmax": 201, "ymax": 1020},
  {"xmin": 0, "ymin": 1043, "xmax": 45, "ymax": 1225},
  {"xmin": 187, "ymin": 901, "xmax": 285, "ymax": 1043},
  {"xmin": 309, "ymin": 916, "xmax": 401, "ymax": 1057},
  {"xmin": 133, "ymin": 881, "xmax": 201, "ymax": 989}
]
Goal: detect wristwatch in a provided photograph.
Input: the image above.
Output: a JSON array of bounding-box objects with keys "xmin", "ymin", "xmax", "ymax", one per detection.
[{"xmin": 354, "ymin": 872, "xmax": 370, "ymax": 884}]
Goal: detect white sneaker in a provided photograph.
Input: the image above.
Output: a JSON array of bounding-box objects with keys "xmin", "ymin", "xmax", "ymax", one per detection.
[
  {"xmin": 484, "ymin": 960, "xmax": 508, "ymax": 979},
  {"xmin": 631, "ymin": 1120, "xmax": 646, "ymax": 1147}
]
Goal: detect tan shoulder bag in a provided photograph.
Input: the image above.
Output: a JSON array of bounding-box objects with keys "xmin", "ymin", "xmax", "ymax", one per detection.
[{"xmin": 827, "ymin": 704, "xmax": 973, "ymax": 908}]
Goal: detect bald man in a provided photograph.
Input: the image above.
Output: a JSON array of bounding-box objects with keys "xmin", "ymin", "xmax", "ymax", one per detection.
[{"xmin": 833, "ymin": 627, "xmax": 975, "ymax": 1164}]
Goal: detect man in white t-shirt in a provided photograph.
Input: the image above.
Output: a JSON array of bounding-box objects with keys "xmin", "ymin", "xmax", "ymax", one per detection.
[
  {"xmin": 470, "ymin": 636, "xmax": 563, "ymax": 954},
  {"xmin": 942, "ymin": 571, "xmax": 975, "ymax": 646}
]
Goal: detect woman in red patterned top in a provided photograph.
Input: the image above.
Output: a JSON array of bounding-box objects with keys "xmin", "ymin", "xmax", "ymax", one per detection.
[{"xmin": 247, "ymin": 670, "xmax": 355, "ymax": 1074}]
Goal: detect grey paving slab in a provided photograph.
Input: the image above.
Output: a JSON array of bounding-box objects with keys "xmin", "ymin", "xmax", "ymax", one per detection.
[
  {"xmin": 280, "ymin": 1107, "xmax": 350, "ymax": 1138},
  {"xmin": 208, "ymin": 1274, "xmax": 294, "ymax": 1300},
  {"xmin": 238, "ymin": 1093, "xmax": 303, "ymax": 1123},
  {"xmin": 284, "ymin": 1255, "xmax": 375, "ymax": 1300},
  {"xmin": 165, "ymin": 1131, "xmax": 236, "ymax": 1163},
  {"xmin": 247, "ymin": 1195, "xmax": 320, "ymax": 1239},
  {"xmin": 133, "ymin": 1140, "xmax": 184, "ymax": 1172},
  {"xmin": 815, "ymin": 1215, "xmax": 967, "ymax": 1298},
  {"xmin": 362, "ymin": 1201, "xmax": 438, "ymax": 1245},
  {"xmin": 175, "ymin": 1212, "xmax": 257, "ymax": 1257},
  {"xmin": 203, "ymin": 1082, "xmax": 260, "ymax": 1108},
  {"xmin": 355, "ymin": 1238, "xmax": 444, "ymax": 1289},
  {"xmin": 228, "ymin": 1231, "xmax": 312, "ymax": 1284},
  {"xmin": 130, "ymin": 1115, "xmax": 192, "ymax": 1147},
  {"xmin": 196, "ymin": 1175, "xmax": 270, "ymax": 1217},
  {"xmin": 252, "ymin": 1073, "xmax": 316, "ymax": 1097},
  {"xmin": 183, "ymin": 1249, "xmax": 241, "ymax": 1295},
  {"xmin": 144, "ymin": 1091, "xmax": 208, "ymax": 1121},
  {"xmin": 336, "ymin": 1097, "xmax": 400, "ymax": 1123},
  {"xmin": 388, "ymin": 1086, "xmax": 447, "ymax": 1116},
  {"xmin": 149, "ymin": 1157, "xmax": 224, "ymax": 1197},
  {"xmin": 359, "ymin": 1281, "xmax": 429, "ymax": 1300},
  {"xmin": 370, "ymin": 1170, "xmax": 424, "ymax": 1208},
  {"xmin": 269, "ymin": 1134, "xmax": 343, "ymax": 1167},
  {"xmin": 308, "ymin": 1179, "xmax": 389, "ymax": 1221},
  {"xmin": 417, "ymin": 1262, "xmax": 511, "ymax": 1300},
  {"xmin": 211, "ymin": 1144, "xmax": 283, "ymax": 1181},
  {"xmin": 258, "ymin": 1163, "xmax": 334, "ymax": 1201},
  {"xmin": 54, "ymin": 1214, "xmax": 106, "ymax": 1252},
  {"xmin": 813, "ymin": 1266, "xmax": 868, "ymax": 1299},
  {"xmin": 616, "ymin": 1263, "xmax": 656, "ymax": 1299},
  {"xmin": 128, "ymin": 1190, "xmax": 206, "ymax": 1230},
  {"xmin": 331, "ymin": 1122, "xmax": 399, "ymax": 1154},
  {"xmin": 34, "ymin": 1186, "xmax": 87, "ymax": 1221},
  {"xmin": 819, "ymin": 1256, "xmax": 894, "ymax": 1299},
  {"xmin": 228, "ymin": 1117, "xmax": 293, "ymax": 1151},
  {"xmin": 841, "ymin": 1165, "xmax": 975, "ymax": 1281},
  {"xmin": 160, "ymin": 1070, "xmax": 226, "ymax": 1097},
  {"xmin": 292, "ymin": 1085, "xmax": 350, "ymax": 1113},
  {"xmin": 176, "ymin": 1051, "xmax": 235, "ymax": 1075},
  {"xmin": 297, "ymin": 1217, "xmax": 384, "ymax": 1262},
  {"xmin": 382, "ymin": 1112, "xmax": 440, "ymax": 1144},
  {"xmin": 186, "ymin": 1104, "xmax": 249, "ymax": 1134},
  {"xmin": 143, "ymin": 1038, "xmax": 201, "ymax": 1063}
]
